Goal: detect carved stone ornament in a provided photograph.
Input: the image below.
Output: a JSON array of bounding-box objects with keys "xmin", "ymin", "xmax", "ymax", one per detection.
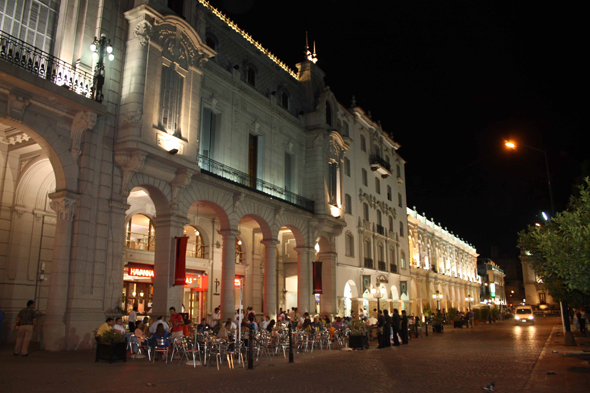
[
  {"xmin": 70, "ymin": 111, "xmax": 97, "ymax": 163},
  {"xmin": 274, "ymin": 207, "xmax": 284, "ymax": 222},
  {"xmin": 328, "ymin": 138, "xmax": 344, "ymax": 164},
  {"xmin": 134, "ymin": 20, "xmax": 152, "ymax": 47},
  {"xmin": 121, "ymin": 107, "xmax": 143, "ymax": 126},
  {"xmin": 151, "ymin": 23, "xmax": 212, "ymax": 69},
  {"xmin": 109, "ymin": 200, "xmax": 131, "ymax": 213},
  {"xmin": 48, "ymin": 193, "xmax": 79, "ymax": 221},
  {"xmin": 233, "ymin": 192, "xmax": 245, "ymax": 212},
  {"xmin": 7, "ymin": 93, "xmax": 31, "ymax": 123},
  {"xmin": 170, "ymin": 168, "xmax": 195, "ymax": 206},
  {"xmin": 114, "ymin": 151, "xmax": 147, "ymax": 197}
]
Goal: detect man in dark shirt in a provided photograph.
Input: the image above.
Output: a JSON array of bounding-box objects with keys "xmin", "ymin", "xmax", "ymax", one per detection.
[
  {"xmin": 14, "ymin": 300, "xmax": 37, "ymax": 356},
  {"xmin": 391, "ymin": 308, "xmax": 401, "ymax": 346},
  {"xmin": 196, "ymin": 318, "xmax": 211, "ymax": 334},
  {"xmin": 400, "ymin": 310, "xmax": 409, "ymax": 344}
]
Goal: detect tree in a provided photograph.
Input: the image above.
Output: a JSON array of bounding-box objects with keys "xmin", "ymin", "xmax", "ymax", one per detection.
[{"xmin": 517, "ymin": 178, "xmax": 590, "ymax": 307}]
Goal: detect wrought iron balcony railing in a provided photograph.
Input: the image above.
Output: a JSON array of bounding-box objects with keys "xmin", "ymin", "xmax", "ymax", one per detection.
[
  {"xmin": 0, "ymin": 30, "xmax": 94, "ymax": 99},
  {"xmin": 390, "ymin": 264, "xmax": 398, "ymax": 273},
  {"xmin": 364, "ymin": 258, "xmax": 374, "ymax": 269},
  {"xmin": 378, "ymin": 261, "xmax": 386, "ymax": 271},
  {"xmin": 198, "ymin": 154, "xmax": 314, "ymax": 213},
  {"xmin": 369, "ymin": 154, "xmax": 392, "ymax": 172},
  {"xmin": 376, "ymin": 224, "xmax": 385, "ymax": 235}
]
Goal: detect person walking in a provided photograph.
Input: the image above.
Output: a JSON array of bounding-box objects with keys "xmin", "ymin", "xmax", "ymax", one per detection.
[
  {"xmin": 391, "ymin": 309, "xmax": 401, "ymax": 346},
  {"xmin": 400, "ymin": 310, "xmax": 409, "ymax": 344},
  {"xmin": 14, "ymin": 300, "xmax": 37, "ymax": 356}
]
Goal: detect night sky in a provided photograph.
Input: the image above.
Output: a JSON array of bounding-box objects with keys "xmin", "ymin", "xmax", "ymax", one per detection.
[{"xmin": 206, "ymin": 0, "xmax": 586, "ymax": 261}]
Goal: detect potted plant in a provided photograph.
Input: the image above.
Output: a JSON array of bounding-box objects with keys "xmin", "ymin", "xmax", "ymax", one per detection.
[
  {"xmin": 491, "ymin": 307, "xmax": 500, "ymax": 322},
  {"xmin": 473, "ymin": 308, "xmax": 481, "ymax": 325},
  {"xmin": 348, "ymin": 318, "xmax": 369, "ymax": 349},
  {"xmin": 432, "ymin": 314, "xmax": 443, "ymax": 333},
  {"xmin": 95, "ymin": 329, "xmax": 127, "ymax": 363}
]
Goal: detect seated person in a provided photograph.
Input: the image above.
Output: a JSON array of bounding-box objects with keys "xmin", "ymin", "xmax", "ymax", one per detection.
[
  {"xmin": 113, "ymin": 317, "xmax": 126, "ymax": 334},
  {"xmin": 217, "ymin": 321, "xmax": 233, "ymax": 340},
  {"xmin": 132, "ymin": 321, "xmax": 148, "ymax": 359},
  {"xmin": 151, "ymin": 323, "xmax": 170, "ymax": 347},
  {"xmin": 149, "ymin": 316, "xmax": 170, "ymax": 334},
  {"xmin": 310, "ymin": 317, "xmax": 322, "ymax": 330},
  {"xmin": 196, "ymin": 318, "xmax": 211, "ymax": 334},
  {"xmin": 97, "ymin": 317, "xmax": 114, "ymax": 336}
]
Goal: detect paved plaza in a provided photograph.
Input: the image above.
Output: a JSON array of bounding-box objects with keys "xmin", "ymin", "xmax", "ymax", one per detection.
[{"xmin": 2, "ymin": 317, "xmax": 589, "ymax": 393}]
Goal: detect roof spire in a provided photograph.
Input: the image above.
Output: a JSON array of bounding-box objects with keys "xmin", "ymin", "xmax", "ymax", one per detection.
[{"xmin": 305, "ymin": 32, "xmax": 318, "ymax": 64}]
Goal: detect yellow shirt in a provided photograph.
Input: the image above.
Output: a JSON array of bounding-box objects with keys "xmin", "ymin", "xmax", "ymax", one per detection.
[{"xmin": 97, "ymin": 322, "xmax": 111, "ymax": 336}]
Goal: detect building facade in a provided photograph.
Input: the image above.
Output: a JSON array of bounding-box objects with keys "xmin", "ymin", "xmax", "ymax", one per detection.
[
  {"xmin": 519, "ymin": 252, "xmax": 556, "ymax": 307},
  {"xmin": 478, "ymin": 259, "xmax": 507, "ymax": 308},
  {"xmin": 0, "ymin": 0, "xmax": 410, "ymax": 349},
  {"xmin": 406, "ymin": 208, "xmax": 480, "ymax": 315}
]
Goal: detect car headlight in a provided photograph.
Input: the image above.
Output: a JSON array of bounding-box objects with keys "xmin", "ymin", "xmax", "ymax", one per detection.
[
  {"xmin": 528, "ymin": 315, "xmax": 534, "ymax": 320},
  {"xmin": 515, "ymin": 316, "xmax": 520, "ymax": 320}
]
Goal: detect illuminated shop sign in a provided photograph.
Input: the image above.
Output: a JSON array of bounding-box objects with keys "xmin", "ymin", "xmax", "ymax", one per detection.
[
  {"xmin": 130, "ymin": 268, "xmax": 154, "ymax": 278},
  {"xmin": 490, "ymin": 283, "xmax": 496, "ymax": 297}
]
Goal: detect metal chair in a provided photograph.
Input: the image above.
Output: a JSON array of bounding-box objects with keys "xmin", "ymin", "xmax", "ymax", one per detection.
[
  {"xmin": 180, "ymin": 337, "xmax": 201, "ymax": 367},
  {"xmin": 153, "ymin": 337, "xmax": 170, "ymax": 363}
]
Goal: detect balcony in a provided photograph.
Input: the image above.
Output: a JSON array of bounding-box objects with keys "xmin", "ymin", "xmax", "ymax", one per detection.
[
  {"xmin": 390, "ymin": 264, "xmax": 398, "ymax": 273},
  {"xmin": 378, "ymin": 261, "xmax": 386, "ymax": 271},
  {"xmin": 376, "ymin": 224, "xmax": 385, "ymax": 235},
  {"xmin": 0, "ymin": 31, "xmax": 94, "ymax": 99},
  {"xmin": 364, "ymin": 258, "xmax": 374, "ymax": 269},
  {"xmin": 126, "ymin": 232, "xmax": 155, "ymax": 252},
  {"xmin": 369, "ymin": 155, "xmax": 392, "ymax": 178},
  {"xmin": 198, "ymin": 154, "xmax": 314, "ymax": 213}
]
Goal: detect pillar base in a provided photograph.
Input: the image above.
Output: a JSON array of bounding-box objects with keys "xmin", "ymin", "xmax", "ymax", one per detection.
[
  {"xmin": 43, "ymin": 318, "xmax": 66, "ymax": 351},
  {"xmin": 563, "ymin": 331, "xmax": 577, "ymax": 346}
]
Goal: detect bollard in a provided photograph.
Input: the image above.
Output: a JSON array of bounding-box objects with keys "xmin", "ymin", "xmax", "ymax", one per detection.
[
  {"xmin": 247, "ymin": 327, "xmax": 254, "ymax": 370},
  {"xmin": 425, "ymin": 320, "xmax": 428, "ymax": 337},
  {"xmin": 288, "ymin": 323, "xmax": 294, "ymax": 363}
]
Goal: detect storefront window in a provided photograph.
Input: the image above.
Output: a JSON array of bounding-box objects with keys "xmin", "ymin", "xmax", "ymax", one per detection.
[
  {"xmin": 126, "ymin": 214, "xmax": 155, "ymax": 251},
  {"xmin": 184, "ymin": 225, "xmax": 208, "ymax": 258}
]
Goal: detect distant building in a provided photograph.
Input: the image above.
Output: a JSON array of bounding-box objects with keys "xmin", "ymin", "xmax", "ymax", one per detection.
[
  {"xmin": 519, "ymin": 251, "xmax": 556, "ymax": 308},
  {"xmin": 406, "ymin": 208, "xmax": 480, "ymax": 315},
  {"xmin": 478, "ymin": 259, "xmax": 507, "ymax": 307}
]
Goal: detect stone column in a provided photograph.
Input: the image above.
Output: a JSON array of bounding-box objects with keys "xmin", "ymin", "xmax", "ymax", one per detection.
[
  {"xmin": 318, "ymin": 251, "xmax": 338, "ymax": 317},
  {"xmin": 152, "ymin": 214, "xmax": 186, "ymax": 318},
  {"xmin": 43, "ymin": 191, "xmax": 79, "ymax": 351},
  {"xmin": 295, "ymin": 247, "xmax": 314, "ymax": 314},
  {"xmin": 219, "ymin": 230, "xmax": 239, "ymax": 321},
  {"xmin": 103, "ymin": 200, "xmax": 130, "ymax": 311},
  {"xmin": 261, "ymin": 239, "xmax": 279, "ymax": 320}
]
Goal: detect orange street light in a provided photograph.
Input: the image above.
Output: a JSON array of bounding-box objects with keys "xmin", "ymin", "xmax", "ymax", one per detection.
[{"xmin": 505, "ymin": 141, "xmax": 516, "ymax": 149}]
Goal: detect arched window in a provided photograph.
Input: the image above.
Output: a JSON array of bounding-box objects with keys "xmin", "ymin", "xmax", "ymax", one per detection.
[
  {"xmin": 160, "ymin": 65, "xmax": 184, "ymax": 138},
  {"xmin": 247, "ymin": 65, "xmax": 257, "ymax": 86},
  {"xmin": 235, "ymin": 238, "xmax": 244, "ymax": 264},
  {"xmin": 345, "ymin": 233, "xmax": 354, "ymax": 256},
  {"xmin": 281, "ymin": 91, "xmax": 289, "ymax": 109},
  {"xmin": 326, "ymin": 102, "xmax": 332, "ymax": 126},
  {"xmin": 184, "ymin": 225, "xmax": 207, "ymax": 258},
  {"xmin": 126, "ymin": 214, "xmax": 155, "ymax": 251}
]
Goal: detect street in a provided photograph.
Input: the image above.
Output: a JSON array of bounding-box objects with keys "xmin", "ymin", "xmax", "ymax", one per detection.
[{"xmin": 2, "ymin": 316, "xmax": 589, "ymax": 393}]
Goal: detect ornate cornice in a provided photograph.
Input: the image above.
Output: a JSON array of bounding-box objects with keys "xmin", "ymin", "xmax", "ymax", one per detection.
[
  {"xmin": 48, "ymin": 191, "xmax": 79, "ymax": 221},
  {"xmin": 114, "ymin": 151, "xmax": 147, "ymax": 197}
]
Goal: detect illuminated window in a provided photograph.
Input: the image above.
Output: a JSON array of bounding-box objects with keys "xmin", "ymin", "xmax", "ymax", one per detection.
[
  {"xmin": 126, "ymin": 214, "xmax": 155, "ymax": 251},
  {"xmin": 184, "ymin": 226, "xmax": 208, "ymax": 258}
]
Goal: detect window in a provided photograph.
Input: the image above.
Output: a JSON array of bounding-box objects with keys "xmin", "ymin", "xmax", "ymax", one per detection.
[
  {"xmin": 160, "ymin": 65, "xmax": 184, "ymax": 137},
  {"xmin": 126, "ymin": 214, "xmax": 155, "ymax": 251},
  {"xmin": 342, "ymin": 121, "xmax": 349, "ymax": 137},
  {"xmin": 206, "ymin": 35, "xmax": 217, "ymax": 51},
  {"xmin": 400, "ymin": 221, "xmax": 404, "ymax": 237},
  {"xmin": 200, "ymin": 107, "xmax": 218, "ymax": 159},
  {"xmin": 360, "ymin": 135, "xmax": 367, "ymax": 152},
  {"xmin": 345, "ymin": 233, "xmax": 354, "ymax": 256},
  {"xmin": 390, "ymin": 249, "xmax": 396, "ymax": 266},
  {"xmin": 388, "ymin": 216, "xmax": 393, "ymax": 232},
  {"xmin": 345, "ymin": 194, "xmax": 352, "ymax": 214},
  {"xmin": 375, "ymin": 178, "xmax": 381, "ymax": 194},
  {"xmin": 363, "ymin": 203, "xmax": 370, "ymax": 221},
  {"xmin": 0, "ymin": 0, "xmax": 60, "ymax": 54},
  {"xmin": 365, "ymin": 239, "xmax": 372, "ymax": 259},
  {"xmin": 398, "ymin": 192, "xmax": 403, "ymax": 207},
  {"xmin": 387, "ymin": 185, "xmax": 392, "ymax": 201},
  {"xmin": 329, "ymin": 163, "xmax": 338, "ymax": 205},
  {"xmin": 401, "ymin": 251, "xmax": 406, "ymax": 269},
  {"xmin": 326, "ymin": 102, "xmax": 332, "ymax": 126},
  {"xmin": 362, "ymin": 168, "xmax": 368, "ymax": 186},
  {"xmin": 285, "ymin": 152, "xmax": 293, "ymax": 192},
  {"xmin": 281, "ymin": 91, "xmax": 289, "ymax": 109},
  {"xmin": 377, "ymin": 210, "xmax": 382, "ymax": 227},
  {"xmin": 344, "ymin": 157, "xmax": 351, "ymax": 176},
  {"xmin": 397, "ymin": 164, "xmax": 402, "ymax": 178},
  {"xmin": 247, "ymin": 65, "xmax": 256, "ymax": 86},
  {"xmin": 184, "ymin": 225, "xmax": 208, "ymax": 258}
]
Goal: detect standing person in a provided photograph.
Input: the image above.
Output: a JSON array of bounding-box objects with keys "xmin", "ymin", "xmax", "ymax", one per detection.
[
  {"xmin": 14, "ymin": 300, "xmax": 37, "ymax": 356},
  {"xmin": 391, "ymin": 309, "xmax": 401, "ymax": 346},
  {"xmin": 149, "ymin": 316, "xmax": 169, "ymax": 334},
  {"xmin": 400, "ymin": 310, "xmax": 409, "ymax": 344},
  {"xmin": 577, "ymin": 311, "xmax": 586, "ymax": 334},
  {"xmin": 169, "ymin": 307, "xmax": 184, "ymax": 340},
  {"xmin": 128, "ymin": 306, "xmax": 138, "ymax": 332},
  {"xmin": 211, "ymin": 307, "xmax": 221, "ymax": 327}
]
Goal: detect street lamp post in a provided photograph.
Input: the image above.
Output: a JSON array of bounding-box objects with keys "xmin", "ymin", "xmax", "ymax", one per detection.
[
  {"xmin": 371, "ymin": 284, "xmax": 384, "ymax": 315},
  {"xmin": 504, "ymin": 140, "xmax": 575, "ymax": 346},
  {"xmin": 90, "ymin": 34, "xmax": 114, "ymax": 103},
  {"xmin": 432, "ymin": 290, "xmax": 443, "ymax": 312}
]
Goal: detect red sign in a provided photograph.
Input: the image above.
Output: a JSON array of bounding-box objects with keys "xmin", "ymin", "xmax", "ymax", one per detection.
[
  {"xmin": 312, "ymin": 261, "xmax": 323, "ymax": 294},
  {"xmin": 174, "ymin": 237, "xmax": 188, "ymax": 286},
  {"xmin": 235, "ymin": 278, "xmax": 241, "ymax": 287},
  {"xmin": 129, "ymin": 268, "xmax": 154, "ymax": 278}
]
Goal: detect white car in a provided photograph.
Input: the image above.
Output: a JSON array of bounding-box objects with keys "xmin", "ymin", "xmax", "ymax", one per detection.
[{"xmin": 514, "ymin": 306, "xmax": 535, "ymax": 324}]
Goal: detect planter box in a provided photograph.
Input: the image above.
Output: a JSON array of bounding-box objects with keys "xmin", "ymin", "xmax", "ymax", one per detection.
[
  {"xmin": 349, "ymin": 335, "xmax": 369, "ymax": 350},
  {"xmin": 95, "ymin": 337, "xmax": 128, "ymax": 363},
  {"xmin": 433, "ymin": 324, "xmax": 443, "ymax": 333}
]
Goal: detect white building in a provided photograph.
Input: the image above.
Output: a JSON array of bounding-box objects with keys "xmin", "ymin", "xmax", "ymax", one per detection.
[
  {"xmin": 519, "ymin": 252, "xmax": 555, "ymax": 307},
  {"xmin": 0, "ymin": 0, "xmax": 411, "ymax": 349},
  {"xmin": 406, "ymin": 208, "xmax": 480, "ymax": 315}
]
